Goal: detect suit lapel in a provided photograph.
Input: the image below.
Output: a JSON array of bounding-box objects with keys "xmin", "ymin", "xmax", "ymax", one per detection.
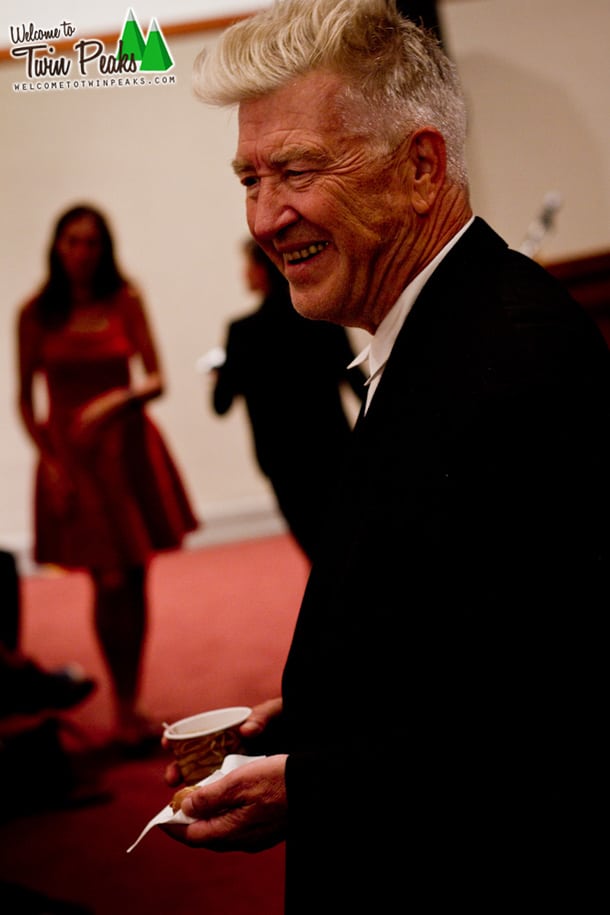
[{"xmin": 359, "ymin": 218, "xmax": 508, "ymax": 418}]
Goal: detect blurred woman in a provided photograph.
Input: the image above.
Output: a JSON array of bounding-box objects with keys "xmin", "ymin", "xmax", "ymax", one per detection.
[{"xmin": 17, "ymin": 204, "xmax": 199, "ymax": 751}]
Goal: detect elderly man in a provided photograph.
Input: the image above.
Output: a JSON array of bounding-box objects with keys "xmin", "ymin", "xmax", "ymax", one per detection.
[{"xmin": 162, "ymin": 1, "xmax": 608, "ymax": 910}]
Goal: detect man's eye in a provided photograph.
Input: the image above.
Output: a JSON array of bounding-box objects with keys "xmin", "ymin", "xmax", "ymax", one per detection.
[
  {"xmin": 285, "ymin": 169, "xmax": 315, "ymax": 186},
  {"xmin": 240, "ymin": 175, "xmax": 259, "ymax": 188}
]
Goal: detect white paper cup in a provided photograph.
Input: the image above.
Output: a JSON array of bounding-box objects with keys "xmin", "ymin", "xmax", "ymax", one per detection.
[{"xmin": 163, "ymin": 707, "xmax": 251, "ymax": 784}]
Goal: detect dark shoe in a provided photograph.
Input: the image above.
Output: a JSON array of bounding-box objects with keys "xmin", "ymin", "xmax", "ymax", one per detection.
[
  {"xmin": 43, "ymin": 664, "xmax": 97, "ymax": 711},
  {"xmin": 13, "ymin": 663, "xmax": 97, "ymax": 716},
  {"xmin": 49, "ymin": 778, "xmax": 113, "ymax": 812},
  {"xmin": 0, "ymin": 717, "xmax": 111, "ymax": 821},
  {"xmin": 114, "ymin": 712, "xmax": 163, "ymax": 759},
  {"xmin": 0, "ymin": 880, "xmax": 94, "ymax": 914}
]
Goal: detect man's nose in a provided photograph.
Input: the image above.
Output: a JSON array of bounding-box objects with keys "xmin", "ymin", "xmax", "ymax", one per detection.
[{"xmin": 250, "ymin": 179, "xmax": 298, "ymax": 241}]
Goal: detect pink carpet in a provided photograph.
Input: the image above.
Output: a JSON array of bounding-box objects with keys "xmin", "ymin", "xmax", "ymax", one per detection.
[{"xmin": 0, "ymin": 534, "xmax": 310, "ymax": 915}]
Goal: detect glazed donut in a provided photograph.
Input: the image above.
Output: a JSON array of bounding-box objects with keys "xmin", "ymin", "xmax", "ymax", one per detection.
[{"xmin": 170, "ymin": 785, "xmax": 198, "ymax": 813}]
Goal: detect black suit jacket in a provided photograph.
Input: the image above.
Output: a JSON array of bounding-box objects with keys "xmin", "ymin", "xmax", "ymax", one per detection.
[
  {"xmin": 270, "ymin": 219, "xmax": 609, "ymax": 911},
  {"xmin": 213, "ymin": 293, "xmax": 365, "ymax": 559}
]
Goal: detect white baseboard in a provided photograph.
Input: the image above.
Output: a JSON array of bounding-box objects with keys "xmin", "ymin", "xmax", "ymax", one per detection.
[
  {"xmin": 2, "ymin": 497, "xmax": 288, "ymax": 578},
  {"xmin": 186, "ymin": 498, "xmax": 288, "ymax": 549}
]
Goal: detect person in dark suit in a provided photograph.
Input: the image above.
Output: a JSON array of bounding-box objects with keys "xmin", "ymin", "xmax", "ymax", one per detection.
[
  {"xmin": 211, "ymin": 239, "xmax": 365, "ymax": 562},
  {"xmin": 0, "ymin": 549, "xmax": 103, "ymax": 823},
  {"xmin": 396, "ymin": 0, "xmax": 444, "ymax": 45},
  {"xmin": 162, "ymin": 1, "xmax": 608, "ymax": 910},
  {"xmin": 0, "ymin": 548, "xmax": 97, "ymax": 714}
]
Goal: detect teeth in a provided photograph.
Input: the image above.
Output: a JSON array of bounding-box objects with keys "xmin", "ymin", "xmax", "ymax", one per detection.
[{"xmin": 285, "ymin": 243, "xmax": 327, "ymax": 263}]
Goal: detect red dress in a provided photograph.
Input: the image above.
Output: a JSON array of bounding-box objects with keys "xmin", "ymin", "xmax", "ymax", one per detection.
[{"xmin": 23, "ymin": 288, "xmax": 199, "ymax": 570}]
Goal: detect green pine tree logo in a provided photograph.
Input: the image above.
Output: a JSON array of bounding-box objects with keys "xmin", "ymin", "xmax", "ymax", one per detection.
[
  {"xmin": 117, "ymin": 9, "xmax": 174, "ymax": 72},
  {"xmin": 118, "ymin": 9, "xmax": 145, "ymax": 61},
  {"xmin": 140, "ymin": 18, "xmax": 174, "ymax": 71}
]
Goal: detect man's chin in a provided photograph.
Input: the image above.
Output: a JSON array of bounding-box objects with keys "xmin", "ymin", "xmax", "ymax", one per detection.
[{"xmin": 289, "ymin": 292, "xmax": 333, "ymax": 323}]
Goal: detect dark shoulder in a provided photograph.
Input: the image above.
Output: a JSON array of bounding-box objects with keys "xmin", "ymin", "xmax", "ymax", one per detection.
[
  {"xmin": 445, "ymin": 219, "xmax": 604, "ymax": 352},
  {"xmin": 226, "ymin": 309, "xmax": 271, "ymax": 338},
  {"xmin": 17, "ymin": 294, "xmax": 44, "ymax": 331},
  {"xmin": 499, "ymin": 250, "xmax": 605, "ymax": 350},
  {"xmin": 112, "ymin": 281, "xmax": 142, "ymax": 311},
  {"xmin": 111, "ymin": 282, "xmax": 152, "ymax": 333}
]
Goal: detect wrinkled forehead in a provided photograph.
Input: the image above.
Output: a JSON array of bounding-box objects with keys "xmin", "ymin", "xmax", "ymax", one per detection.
[{"xmin": 234, "ymin": 71, "xmax": 366, "ymax": 171}]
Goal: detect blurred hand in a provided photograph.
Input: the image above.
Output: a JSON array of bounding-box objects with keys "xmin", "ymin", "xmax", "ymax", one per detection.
[
  {"xmin": 70, "ymin": 390, "xmax": 126, "ymax": 448},
  {"xmin": 39, "ymin": 454, "xmax": 75, "ymax": 517}
]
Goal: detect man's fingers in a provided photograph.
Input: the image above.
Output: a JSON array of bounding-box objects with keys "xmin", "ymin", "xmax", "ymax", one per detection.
[{"xmin": 164, "ymin": 759, "xmax": 183, "ymax": 787}]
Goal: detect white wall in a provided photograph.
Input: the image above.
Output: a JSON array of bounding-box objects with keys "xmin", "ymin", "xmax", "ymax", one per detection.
[
  {"xmin": 441, "ymin": 0, "xmax": 610, "ymax": 254},
  {"xmin": 2, "ymin": 0, "xmax": 609, "ymax": 562}
]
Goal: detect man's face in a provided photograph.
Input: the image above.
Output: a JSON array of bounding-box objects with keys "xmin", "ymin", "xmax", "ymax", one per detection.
[{"xmin": 234, "ymin": 71, "xmax": 415, "ymax": 331}]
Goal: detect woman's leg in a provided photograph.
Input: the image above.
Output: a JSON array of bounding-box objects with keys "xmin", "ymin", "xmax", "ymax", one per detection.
[{"xmin": 91, "ymin": 564, "xmax": 155, "ymax": 742}]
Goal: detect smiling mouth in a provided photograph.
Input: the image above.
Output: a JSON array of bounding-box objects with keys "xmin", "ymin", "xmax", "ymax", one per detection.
[{"xmin": 284, "ymin": 242, "xmax": 329, "ymax": 265}]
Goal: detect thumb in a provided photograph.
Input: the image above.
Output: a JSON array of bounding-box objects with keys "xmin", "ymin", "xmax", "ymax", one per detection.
[{"xmin": 182, "ymin": 777, "xmax": 231, "ymax": 819}]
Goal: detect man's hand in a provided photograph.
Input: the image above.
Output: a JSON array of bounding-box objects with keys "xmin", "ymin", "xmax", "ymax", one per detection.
[
  {"xmin": 163, "ymin": 697, "xmax": 283, "ymax": 788},
  {"xmin": 161, "ymin": 754, "xmax": 288, "ymax": 852},
  {"xmin": 239, "ymin": 696, "xmax": 283, "ymax": 738}
]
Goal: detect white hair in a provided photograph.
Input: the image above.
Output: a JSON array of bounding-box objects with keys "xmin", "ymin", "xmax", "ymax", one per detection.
[{"xmin": 193, "ymin": 0, "xmax": 469, "ymax": 186}]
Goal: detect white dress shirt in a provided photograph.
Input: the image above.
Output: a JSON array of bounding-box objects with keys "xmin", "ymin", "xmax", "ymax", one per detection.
[{"xmin": 349, "ymin": 217, "xmax": 475, "ymax": 413}]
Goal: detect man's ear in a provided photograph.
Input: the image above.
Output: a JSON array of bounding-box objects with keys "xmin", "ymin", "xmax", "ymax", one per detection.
[{"xmin": 408, "ymin": 128, "xmax": 446, "ymax": 214}]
